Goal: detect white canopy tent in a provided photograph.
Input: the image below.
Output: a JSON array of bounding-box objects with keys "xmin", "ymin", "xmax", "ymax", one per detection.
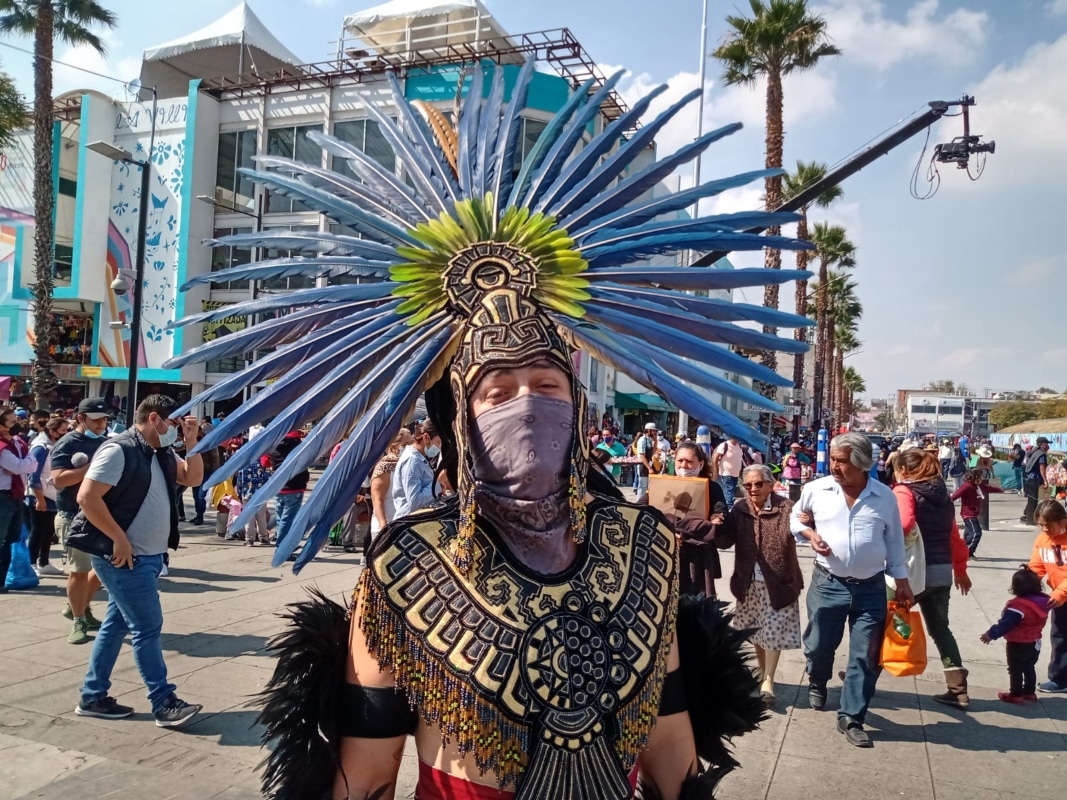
[
  {"xmin": 140, "ymin": 2, "xmax": 304, "ymax": 97},
  {"xmin": 342, "ymin": 0, "xmax": 516, "ymax": 59}
]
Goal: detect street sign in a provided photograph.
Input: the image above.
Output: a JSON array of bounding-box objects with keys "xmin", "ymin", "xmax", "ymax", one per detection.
[
  {"xmin": 743, "ymin": 403, "xmax": 803, "ymax": 415},
  {"xmin": 80, "ymin": 366, "xmax": 103, "ymax": 378}
]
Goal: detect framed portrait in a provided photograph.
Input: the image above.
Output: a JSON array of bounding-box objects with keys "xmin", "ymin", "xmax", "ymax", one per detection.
[{"xmin": 648, "ymin": 474, "xmax": 710, "ymax": 521}]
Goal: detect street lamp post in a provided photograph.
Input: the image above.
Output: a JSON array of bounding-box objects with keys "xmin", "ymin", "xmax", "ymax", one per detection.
[{"xmin": 87, "ymin": 141, "xmax": 151, "ymax": 429}]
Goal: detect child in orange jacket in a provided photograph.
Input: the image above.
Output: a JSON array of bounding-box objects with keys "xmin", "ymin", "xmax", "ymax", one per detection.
[{"xmin": 1029, "ymin": 500, "xmax": 1067, "ymax": 693}]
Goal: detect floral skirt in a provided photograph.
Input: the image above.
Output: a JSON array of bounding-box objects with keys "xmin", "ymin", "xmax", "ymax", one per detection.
[{"xmin": 730, "ymin": 579, "xmax": 802, "ymax": 651}]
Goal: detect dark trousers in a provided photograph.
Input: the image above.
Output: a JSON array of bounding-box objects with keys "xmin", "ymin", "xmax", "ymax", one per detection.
[
  {"xmin": 0, "ymin": 494, "xmax": 25, "ymax": 585},
  {"xmin": 175, "ymin": 485, "xmax": 187, "ymax": 520},
  {"xmin": 193, "ymin": 468, "xmax": 216, "ymax": 520},
  {"xmin": 803, "ymin": 566, "xmax": 887, "ymax": 723},
  {"xmin": 914, "ymin": 585, "xmax": 963, "ymax": 669},
  {"xmin": 961, "ymin": 517, "xmax": 982, "ymax": 556},
  {"xmin": 1023, "ymin": 479, "xmax": 1041, "ymax": 524},
  {"xmin": 28, "ymin": 507, "xmax": 56, "ymax": 567},
  {"xmin": 1007, "ymin": 641, "xmax": 1040, "ymax": 695},
  {"xmin": 1049, "ymin": 603, "xmax": 1067, "ymax": 687}
]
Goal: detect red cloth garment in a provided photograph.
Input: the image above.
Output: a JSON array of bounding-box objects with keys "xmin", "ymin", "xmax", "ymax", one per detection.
[
  {"xmin": 415, "ymin": 762, "xmax": 641, "ymax": 799},
  {"xmin": 1003, "ymin": 596, "xmax": 1051, "ymax": 644},
  {"xmin": 0, "ymin": 436, "xmax": 29, "ymax": 500},
  {"xmin": 950, "ymin": 481, "xmax": 1003, "ymax": 520}
]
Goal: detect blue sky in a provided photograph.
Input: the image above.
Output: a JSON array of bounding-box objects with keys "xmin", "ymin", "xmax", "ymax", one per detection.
[{"xmin": 0, "ymin": 0, "xmax": 1063, "ymax": 400}]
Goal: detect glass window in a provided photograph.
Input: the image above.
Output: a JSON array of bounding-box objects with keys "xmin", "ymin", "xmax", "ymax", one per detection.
[
  {"xmin": 215, "ymin": 130, "xmax": 257, "ymax": 210},
  {"xmin": 259, "ymin": 224, "xmax": 319, "ymax": 291},
  {"xmin": 266, "ymin": 124, "xmax": 323, "ymax": 213},
  {"xmin": 588, "ymin": 356, "xmax": 599, "ymax": 393},
  {"xmin": 332, "ymin": 119, "xmax": 396, "ymax": 180},
  {"xmin": 210, "ymin": 227, "xmax": 254, "ymax": 290}
]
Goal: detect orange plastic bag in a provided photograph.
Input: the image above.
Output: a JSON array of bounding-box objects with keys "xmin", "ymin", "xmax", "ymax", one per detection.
[{"xmin": 880, "ymin": 602, "xmax": 927, "ymax": 677}]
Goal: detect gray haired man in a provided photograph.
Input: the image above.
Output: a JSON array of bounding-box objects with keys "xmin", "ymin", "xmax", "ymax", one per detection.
[{"xmin": 790, "ymin": 432, "xmax": 913, "ymax": 747}]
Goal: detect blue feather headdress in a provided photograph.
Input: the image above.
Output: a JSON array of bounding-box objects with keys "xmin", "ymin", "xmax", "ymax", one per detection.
[{"xmin": 166, "ymin": 59, "xmax": 812, "ymax": 570}]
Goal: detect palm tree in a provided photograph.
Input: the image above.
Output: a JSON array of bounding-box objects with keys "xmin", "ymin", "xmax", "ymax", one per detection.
[
  {"xmin": 711, "ymin": 0, "xmax": 840, "ymax": 383},
  {"xmin": 0, "ymin": 63, "xmax": 27, "ymax": 148},
  {"xmin": 781, "ymin": 160, "xmax": 842, "ymax": 432},
  {"xmin": 824, "ymin": 273, "xmax": 861, "ymax": 430},
  {"xmin": 808, "ymin": 222, "xmax": 855, "ymax": 425},
  {"xmin": 842, "ymin": 365, "xmax": 866, "ymax": 426},
  {"xmin": 0, "ymin": 0, "xmax": 117, "ymax": 409},
  {"xmin": 833, "ymin": 327, "xmax": 861, "ymax": 429}
]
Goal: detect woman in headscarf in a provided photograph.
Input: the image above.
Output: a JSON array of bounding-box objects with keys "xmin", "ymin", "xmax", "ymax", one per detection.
[
  {"xmin": 891, "ymin": 448, "xmax": 973, "ymax": 708},
  {"xmin": 716, "ymin": 464, "xmax": 803, "ymax": 706},
  {"xmin": 368, "ymin": 427, "xmax": 413, "ymax": 542}
]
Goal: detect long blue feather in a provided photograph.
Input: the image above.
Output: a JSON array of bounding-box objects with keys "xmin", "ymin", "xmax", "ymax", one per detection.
[
  {"xmin": 556, "ymin": 320, "xmax": 766, "ymax": 447},
  {"xmin": 475, "ymin": 64, "xmax": 505, "ymax": 198},
  {"xmin": 590, "ymin": 284, "xmax": 812, "ymax": 328},
  {"xmin": 583, "ymin": 233, "xmax": 809, "ymax": 269},
  {"xmin": 308, "ymin": 130, "xmax": 428, "ymax": 221},
  {"xmin": 578, "ymin": 211, "xmax": 802, "ymax": 248},
  {"xmin": 245, "ymin": 321, "xmax": 453, "ymax": 533},
  {"xmin": 168, "ymin": 284, "xmax": 396, "ymax": 329},
  {"xmin": 385, "ymin": 72, "xmax": 459, "ymax": 204},
  {"xmin": 457, "ymin": 64, "xmax": 483, "ymax": 196},
  {"xmin": 520, "ymin": 70, "xmax": 625, "ymax": 210},
  {"xmin": 207, "ymin": 229, "xmax": 404, "ymax": 261},
  {"xmin": 568, "ymin": 168, "xmax": 780, "ymax": 239},
  {"xmin": 580, "ymin": 304, "xmax": 791, "ymax": 387},
  {"xmin": 507, "ymin": 77, "xmax": 597, "ymax": 210},
  {"xmin": 548, "ymin": 90, "xmax": 707, "ymax": 221},
  {"xmin": 164, "ymin": 300, "xmax": 399, "ymax": 371},
  {"xmin": 555, "ymin": 124, "xmax": 742, "ymax": 231},
  {"xmin": 584, "ymin": 266, "xmax": 813, "ymax": 288},
  {"xmin": 191, "ymin": 316, "xmax": 432, "ymax": 471},
  {"xmin": 253, "ymin": 155, "xmax": 421, "ymax": 228},
  {"xmin": 169, "ymin": 306, "xmax": 402, "ymax": 416},
  {"xmin": 532, "ymin": 85, "xmax": 669, "ymax": 215},
  {"xmin": 491, "ymin": 56, "xmax": 536, "ymax": 219},
  {"xmin": 236, "ymin": 168, "xmax": 416, "ymax": 245},
  {"xmin": 587, "ymin": 295, "xmax": 808, "ymax": 354},
  {"xmin": 179, "ymin": 257, "xmax": 390, "ymax": 290},
  {"xmin": 281, "ymin": 328, "xmax": 458, "ymax": 569},
  {"xmin": 363, "ymin": 84, "xmax": 452, "ymax": 213}
]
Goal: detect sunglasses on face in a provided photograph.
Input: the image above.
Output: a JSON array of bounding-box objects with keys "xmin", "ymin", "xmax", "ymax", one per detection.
[{"xmin": 743, "ymin": 481, "xmax": 765, "ymax": 489}]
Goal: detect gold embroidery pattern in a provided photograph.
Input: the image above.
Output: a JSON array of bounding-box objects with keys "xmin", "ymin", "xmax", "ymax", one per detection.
[{"xmin": 357, "ymin": 497, "xmax": 677, "ymax": 792}]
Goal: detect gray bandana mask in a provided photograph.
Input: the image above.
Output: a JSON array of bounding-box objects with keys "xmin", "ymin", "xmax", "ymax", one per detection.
[{"xmin": 469, "ymin": 394, "xmax": 574, "ymax": 572}]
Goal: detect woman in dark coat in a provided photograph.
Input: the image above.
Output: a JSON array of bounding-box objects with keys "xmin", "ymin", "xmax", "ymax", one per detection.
[{"xmin": 716, "ymin": 464, "xmax": 803, "ymax": 705}]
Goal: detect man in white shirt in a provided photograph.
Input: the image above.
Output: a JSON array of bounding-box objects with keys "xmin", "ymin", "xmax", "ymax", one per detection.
[
  {"xmin": 712, "ymin": 436, "xmax": 744, "ymax": 506},
  {"xmin": 791, "ymin": 432, "xmax": 913, "ymax": 748}
]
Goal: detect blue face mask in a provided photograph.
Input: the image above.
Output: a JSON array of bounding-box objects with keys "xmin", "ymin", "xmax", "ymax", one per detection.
[
  {"xmin": 83, "ymin": 429, "xmax": 104, "ymax": 440},
  {"xmin": 157, "ymin": 424, "xmax": 179, "ymax": 449}
]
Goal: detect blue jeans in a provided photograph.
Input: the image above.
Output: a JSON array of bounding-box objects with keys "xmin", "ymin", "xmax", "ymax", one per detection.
[
  {"xmin": 719, "ymin": 476, "xmax": 738, "ymax": 507},
  {"xmin": 1013, "ymin": 466, "xmax": 1024, "ymax": 492},
  {"xmin": 193, "ymin": 468, "xmax": 215, "ymax": 520},
  {"xmin": 0, "ymin": 493, "xmax": 24, "ymax": 587},
  {"xmin": 803, "ymin": 565, "xmax": 887, "ymax": 724},
  {"xmin": 81, "ymin": 554, "xmax": 175, "ymax": 713},
  {"xmin": 274, "ymin": 492, "xmax": 305, "ymax": 548}
]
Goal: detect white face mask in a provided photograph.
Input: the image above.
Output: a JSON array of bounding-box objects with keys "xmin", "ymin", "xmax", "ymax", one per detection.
[
  {"xmin": 157, "ymin": 423, "xmax": 179, "ymax": 448},
  {"xmin": 424, "ymin": 443, "xmax": 440, "ymax": 459},
  {"xmin": 676, "ymin": 466, "xmax": 701, "ymax": 478}
]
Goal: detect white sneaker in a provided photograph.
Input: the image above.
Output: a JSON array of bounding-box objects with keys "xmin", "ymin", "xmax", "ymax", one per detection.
[
  {"xmin": 32, "ymin": 565, "xmax": 41, "ymax": 578},
  {"xmin": 37, "ymin": 563, "xmax": 65, "ymax": 576}
]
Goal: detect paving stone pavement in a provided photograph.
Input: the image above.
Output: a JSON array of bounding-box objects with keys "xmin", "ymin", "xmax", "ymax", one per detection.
[{"xmin": 1, "ymin": 492, "xmax": 1065, "ymax": 799}]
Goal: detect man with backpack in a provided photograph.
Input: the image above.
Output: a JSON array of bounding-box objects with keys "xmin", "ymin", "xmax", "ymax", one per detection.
[{"xmin": 1021, "ymin": 438, "xmax": 1050, "ymax": 526}]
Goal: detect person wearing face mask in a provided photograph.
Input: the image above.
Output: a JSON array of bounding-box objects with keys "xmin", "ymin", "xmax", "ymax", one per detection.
[
  {"xmin": 368, "ymin": 427, "xmax": 414, "ymax": 544},
  {"xmin": 595, "ymin": 427, "xmax": 627, "ymax": 483},
  {"xmin": 69, "ymin": 394, "xmax": 204, "ymax": 728},
  {"xmin": 0, "ymin": 405, "xmax": 38, "ymax": 594},
  {"xmin": 391, "ymin": 419, "xmax": 442, "ymax": 520},
  {"xmin": 51, "ymin": 397, "xmax": 113, "ymax": 643},
  {"xmin": 27, "ymin": 416, "xmax": 68, "ymax": 577},
  {"xmin": 266, "ymin": 430, "xmax": 312, "ymax": 560}
]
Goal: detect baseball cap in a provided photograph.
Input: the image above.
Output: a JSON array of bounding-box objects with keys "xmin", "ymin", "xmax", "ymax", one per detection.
[
  {"xmin": 77, "ymin": 397, "xmax": 111, "ymax": 419},
  {"xmin": 644, "ymin": 422, "xmax": 657, "ymax": 430},
  {"xmin": 1036, "ymin": 436, "xmax": 1051, "ymax": 445}
]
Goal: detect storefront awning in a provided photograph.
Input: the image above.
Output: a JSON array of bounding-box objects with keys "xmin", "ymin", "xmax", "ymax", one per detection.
[{"xmin": 613, "ymin": 391, "xmax": 674, "ymax": 412}]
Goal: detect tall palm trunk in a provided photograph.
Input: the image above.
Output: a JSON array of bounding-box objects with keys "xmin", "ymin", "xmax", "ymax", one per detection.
[
  {"xmin": 833, "ymin": 349, "xmax": 844, "ymax": 429},
  {"xmin": 825, "ymin": 331, "xmax": 836, "ymax": 430},
  {"xmin": 30, "ymin": 0, "xmax": 56, "ymax": 410},
  {"xmin": 759, "ymin": 67, "xmax": 784, "ymax": 372},
  {"xmin": 812, "ymin": 258, "xmax": 829, "ymax": 426},
  {"xmin": 791, "ymin": 210, "xmax": 809, "ymax": 438}
]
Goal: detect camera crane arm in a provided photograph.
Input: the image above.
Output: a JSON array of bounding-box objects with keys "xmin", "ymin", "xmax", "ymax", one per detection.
[{"xmin": 690, "ymin": 96, "xmax": 994, "ymax": 268}]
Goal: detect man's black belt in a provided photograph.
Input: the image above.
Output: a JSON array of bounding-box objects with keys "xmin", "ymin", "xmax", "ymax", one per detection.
[{"xmin": 814, "ymin": 562, "xmax": 883, "ymax": 585}]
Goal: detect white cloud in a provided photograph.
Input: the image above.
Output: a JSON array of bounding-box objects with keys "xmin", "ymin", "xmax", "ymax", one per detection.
[
  {"xmin": 934, "ymin": 346, "xmax": 1011, "ymax": 371},
  {"xmin": 814, "ymin": 0, "xmax": 989, "ymax": 69},
  {"xmin": 1048, "ymin": 0, "xmax": 1067, "ymax": 15},
  {"xmin": 53, "ymin": 33, "xmax": 142, "ymax": 99},
  {"xmin": 1010, "ymin": 256, "xmax": 1063, "ymax": 286},
  {"xmin": 936, "ymin": 33, "xmax": 1067, "ymax": 191}
]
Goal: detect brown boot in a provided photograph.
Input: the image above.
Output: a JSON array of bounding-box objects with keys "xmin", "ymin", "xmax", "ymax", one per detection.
[{"xmin": 932, "ymin": 667, "xmax": 970, "ymax": 709}]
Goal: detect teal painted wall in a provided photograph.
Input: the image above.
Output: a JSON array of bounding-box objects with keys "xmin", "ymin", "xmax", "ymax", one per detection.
[{"xmin": 405, "ymin": 63, "xmax": 571, "ymax": 114}]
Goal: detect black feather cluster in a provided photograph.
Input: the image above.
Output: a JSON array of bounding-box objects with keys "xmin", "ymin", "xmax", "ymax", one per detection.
[
  {"xmin": 256, "ymin": 588, "xmax": 350, "ymax": 800},
  {"xmin": 675, "ymin": 594, "xmax": 767, "ymax": 771}
]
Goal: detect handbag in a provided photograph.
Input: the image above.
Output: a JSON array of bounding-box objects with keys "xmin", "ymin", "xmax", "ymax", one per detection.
[
  {"xmin": 880, "ymin": 602, "xmax": 927, "ymax": 677},
  {"xmin": 5, "ymin": 522, "xmax": 39, "ymax": 590},
  {"xmin": 886, "ymin": 524, "xmax": 926, "ymax": 597}
]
